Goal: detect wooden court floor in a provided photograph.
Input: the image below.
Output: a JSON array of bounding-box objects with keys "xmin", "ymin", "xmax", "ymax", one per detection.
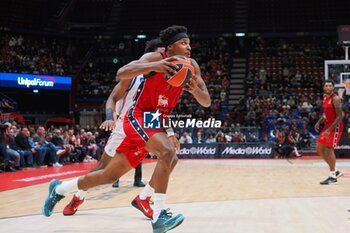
[{"xmin": 1, "ymin": 158, "xmax": 350, "ymax": 233}]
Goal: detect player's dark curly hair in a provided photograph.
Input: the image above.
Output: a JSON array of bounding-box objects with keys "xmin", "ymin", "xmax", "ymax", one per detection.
[
  {"xmin": 159, "ymin": 25, "xmax": 188, "ymax": 46},
  {"xmin": 323, "ymin": 79, "xmax": 335, "ymax": 86},
  {"xmin": 144, "ymin": 38, "xmax": 164, "ymax": 53}
]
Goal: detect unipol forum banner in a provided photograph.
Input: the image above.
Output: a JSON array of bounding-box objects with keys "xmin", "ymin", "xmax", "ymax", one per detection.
[{"xmin": 0, "ymin": 72, "xmax": 72, "ymax": 91}]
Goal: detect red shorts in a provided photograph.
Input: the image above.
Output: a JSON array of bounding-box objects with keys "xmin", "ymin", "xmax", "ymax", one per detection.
[
  {"xmin": 317, "ymin": 123, "xmax": 344, "ymax": 148},
  {"xmin": 116, "ymin": 113, "xmax": 163, "ymax": 168}
]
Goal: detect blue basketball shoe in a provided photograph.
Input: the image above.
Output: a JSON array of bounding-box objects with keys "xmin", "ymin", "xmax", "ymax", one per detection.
[
  {"xmin": 42, "ymin": 179, "xmax": 65, "ymax": 217},
  {"xmin": 152, "ymin": 209, "xmax": 184, "ymax": 233}
]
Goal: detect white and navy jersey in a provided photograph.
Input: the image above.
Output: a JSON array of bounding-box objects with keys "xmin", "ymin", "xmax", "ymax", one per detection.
[
  {"xmin": 104, "ymin": 75, "xmax": 144, "ymax": 157},
  {"xmin": 115, "ymin": 74, "xmax": 144, "ymax": 118}
]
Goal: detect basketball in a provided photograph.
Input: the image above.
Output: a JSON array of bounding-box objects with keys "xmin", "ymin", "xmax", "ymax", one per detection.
[{"xmin": 164, "ymin": 55, "xmax": 195, "ymax": 87}]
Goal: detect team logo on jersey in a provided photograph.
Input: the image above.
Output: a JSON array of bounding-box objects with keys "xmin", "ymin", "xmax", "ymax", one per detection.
[
  {"xmin": 144, "ymin": 110, "xmax": 161, "ymax": 128},
  {"xmin": 157, "ymin": 95, "xmax": 168, "ymax": 108}
]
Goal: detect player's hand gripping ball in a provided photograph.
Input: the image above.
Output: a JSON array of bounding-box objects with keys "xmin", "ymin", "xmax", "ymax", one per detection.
[{"xmin": 164, "ymin": 55, "xmax": 195, "ymax": 87}]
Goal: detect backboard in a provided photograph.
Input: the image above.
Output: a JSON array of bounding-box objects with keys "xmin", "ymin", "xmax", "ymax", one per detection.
[{"xmin": 324, "ymin": 60, "xmax": 350, "ymax": 87}]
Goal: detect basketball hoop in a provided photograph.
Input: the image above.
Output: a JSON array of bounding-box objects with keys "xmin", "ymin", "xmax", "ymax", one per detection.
[{"xmin": 344, "ymin": 81, "xmax": 350, "ymax": 95}]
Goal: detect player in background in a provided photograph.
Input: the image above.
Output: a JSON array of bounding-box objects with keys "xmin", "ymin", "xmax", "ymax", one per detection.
[{"xmin": 315, "ymin": 80, "xmax": 344, "ymax": 185}]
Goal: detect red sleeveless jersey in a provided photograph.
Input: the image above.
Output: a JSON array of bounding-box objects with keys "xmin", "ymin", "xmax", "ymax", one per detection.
[
  {"xmin": 118, "ymin": 52, "xmax": 184, "ymax": 166},
  {"xmin": 132, "ymin": 52, "xmax": 184, "ymax": 118},
  {"xmin": 318, "ymin": 93, "xmax": 344, "ymax": 148},
  {"xmin": 322, "ymin": 93, "xmax": 338, "ymax": 125}
]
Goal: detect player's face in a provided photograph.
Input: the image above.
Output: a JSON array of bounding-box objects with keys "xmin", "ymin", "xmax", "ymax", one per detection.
[
  {"xmin": 323, "ymin": 82, "xmax": 335, "ymax": 94},
  {"xmin": 170, "ymin": 38, "xmax": 191, "ymax": 58}
]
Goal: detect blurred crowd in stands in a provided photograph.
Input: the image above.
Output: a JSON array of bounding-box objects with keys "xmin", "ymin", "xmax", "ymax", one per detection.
[
  {"xmin": 0, "ymin": 120, "xmax": 107, "ymax": 172},
  {"xmin": 78, "ymin": 39, "xmax": 132, "ymax": 98},
  {"xmin": 0, "ymin": 32, "xmax": 89, "ymax": 76},
  {"xmin": 1, "ymin": 32, "xmax": 350, "ymax": 162}
]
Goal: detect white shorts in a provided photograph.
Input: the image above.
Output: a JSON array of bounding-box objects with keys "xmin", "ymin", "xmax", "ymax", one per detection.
[{"xmin": 104, "ymin": 118, "xmax": 126, "ymax": 157}]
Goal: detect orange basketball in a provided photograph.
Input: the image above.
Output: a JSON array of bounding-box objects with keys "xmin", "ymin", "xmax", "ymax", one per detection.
[{"xmin": 164, "ymin": 55, "xmax": 195, "ymax": 87}]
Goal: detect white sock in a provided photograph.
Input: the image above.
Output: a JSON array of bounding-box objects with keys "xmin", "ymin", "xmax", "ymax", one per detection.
[
  {"xmin": 139, "ymin": 183, "xmax": 154, "ymax": 200},
  {"xmin": 56, "ymin": 178, "xmax": 78, "ymax": 195},
  {"xmin": 330, "ymin": 171, "xmax": 336, "ymax": 178},
  {"xmin": 152, "ymin": 193, "xmax": 166, "ymax": 222},
  {"xmin": 75, "ymin": 190, "xmax": 87, "ymax": 200}
]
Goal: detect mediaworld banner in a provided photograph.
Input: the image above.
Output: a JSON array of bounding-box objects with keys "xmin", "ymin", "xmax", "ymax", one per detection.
[
  {"xmin": 178, "ymin": 144, "xmax": 218, "ymax": 158},
  {"xmin": 218, "ymin": 143, "xmax": 273, "ymax": 158},
  {"xmin": 177, "ymin": 143, "xmax": 274, "ymax": 158},
  {"xmin": 0, "ymin": 72, "xmax": 72, "ymax": 90}
]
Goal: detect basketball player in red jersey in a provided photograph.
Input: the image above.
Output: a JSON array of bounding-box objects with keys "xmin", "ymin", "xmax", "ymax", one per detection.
[
  {"xmin": 315, "ymin": 79, "xmax": 344, "ymax": 185},
  {"xmin": 62, "ymin": 39, "xmax": 173, "ymax": 217},
  {"xmin": 43, "ymin": 25, "xmax": 210, "ymax": 233}
]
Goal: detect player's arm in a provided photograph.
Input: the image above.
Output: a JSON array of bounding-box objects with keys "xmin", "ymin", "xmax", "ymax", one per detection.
[
  {"xmin": 184, "ymin": 59, "xmax": 211, "ymax": 108},
  {"xmin": 314, "ymin": 114, "xmax": 325, "ymax": 132},
  {"xmin": 99, "ymin": 79, "xmax": 132, "ymax": 131},
  {"xmin": 117, "ymin": 52, "xmax": 178, "ymax": 80},
  {"xmin": 287, "ymin": 134, "xmax": 296, "ymax": 144},
  {"xmin": 337, "ymin": 88, "xmax": 345, "ymax": 100},
  {"xmin": 162, "ymin": 111, "xmax": 180, "ymax": 153},
  {"xmin": 324, "ymin": 96, "xmax": 343, "ymax": 133},
  {"xmin": 165, "ymin": 127, "xmax": 180, "ymax": 153}
]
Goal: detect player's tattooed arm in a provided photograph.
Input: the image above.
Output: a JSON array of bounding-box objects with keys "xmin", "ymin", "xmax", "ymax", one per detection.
[{"xmin": 184, "ymin": 59, "xmax": 211, "ymax": 107}]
